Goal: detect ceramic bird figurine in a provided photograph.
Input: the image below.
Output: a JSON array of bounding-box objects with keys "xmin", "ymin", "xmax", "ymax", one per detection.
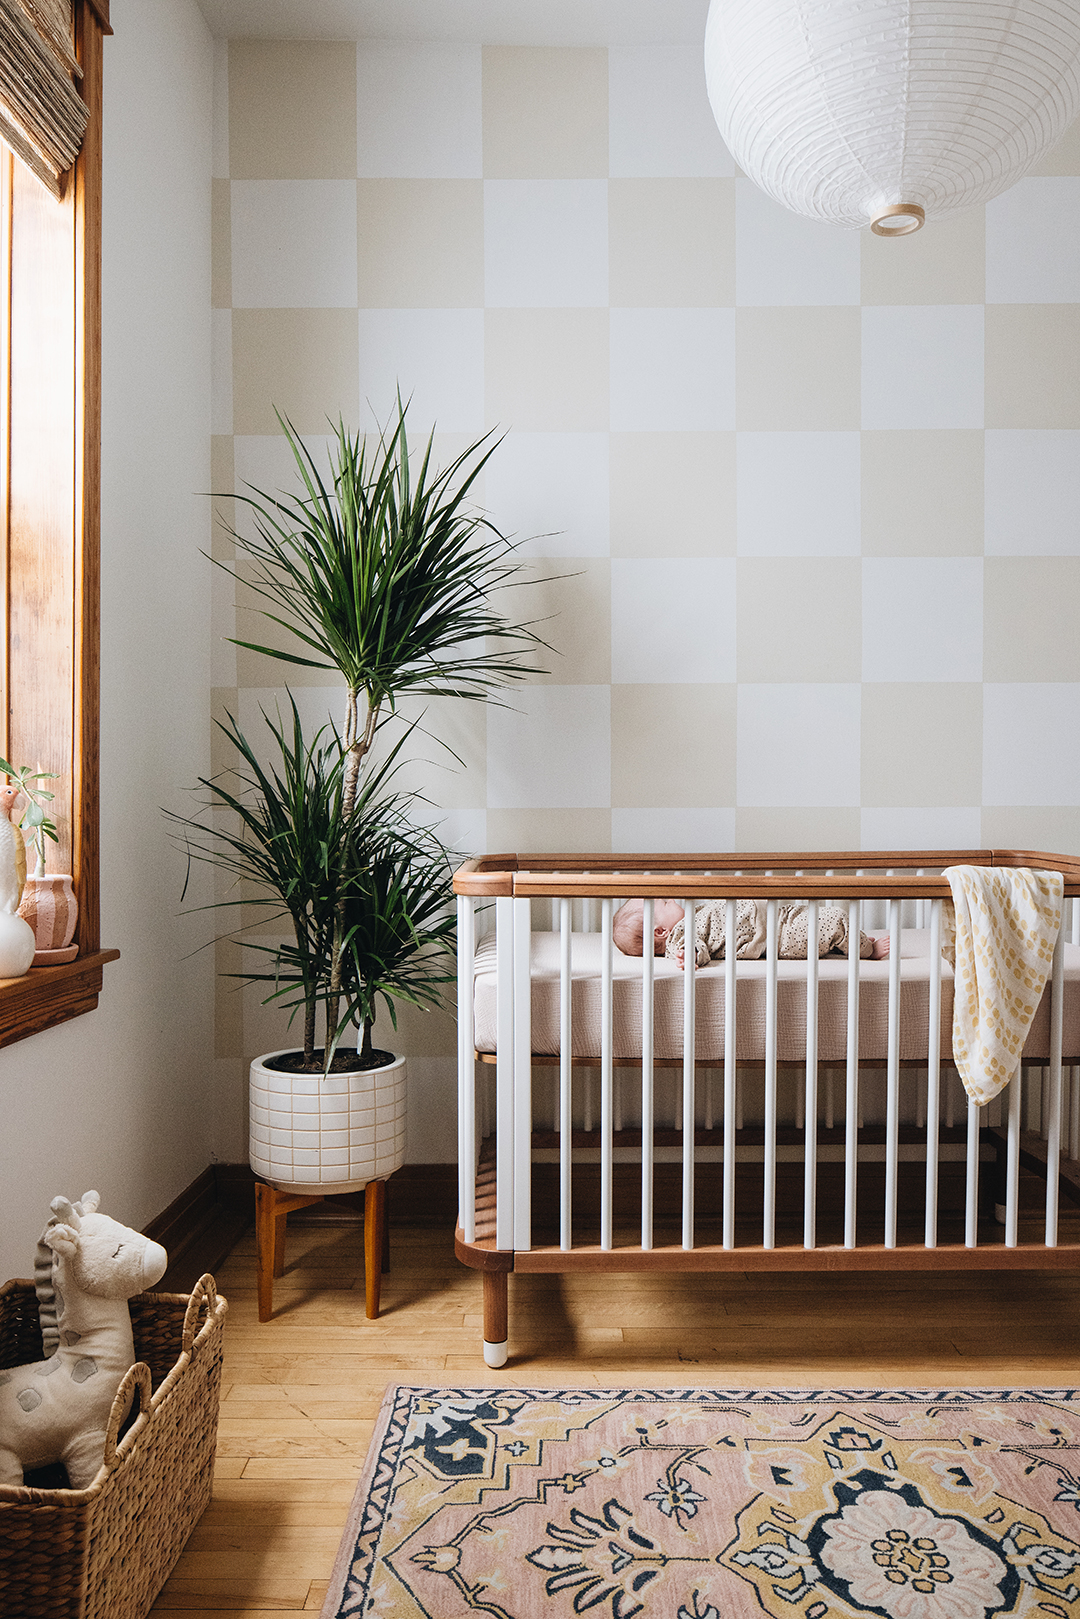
[
  {"xmin": 0, "ymin": 783, "xmax": 34, "ymax": 975},
  {"xmin": 0, "ymin": 783, "xmax": 26, "ymax": 906}
]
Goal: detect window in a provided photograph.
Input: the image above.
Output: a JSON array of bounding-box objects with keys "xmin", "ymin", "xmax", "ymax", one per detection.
[{"xmin": 0, "ymin": 0, "xmax": 115, "ymax": 1044}]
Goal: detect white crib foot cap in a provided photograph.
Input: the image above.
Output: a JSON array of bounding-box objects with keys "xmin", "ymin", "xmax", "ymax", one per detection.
[{"xmin": 483, "ymin": 1339, "xmax": 508, "ymax": 1369}]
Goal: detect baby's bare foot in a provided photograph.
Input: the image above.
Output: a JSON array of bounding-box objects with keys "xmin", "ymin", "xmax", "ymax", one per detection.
[{"xmin": 871, "ymin": 935, "xmax": 890, "ymax": 959}]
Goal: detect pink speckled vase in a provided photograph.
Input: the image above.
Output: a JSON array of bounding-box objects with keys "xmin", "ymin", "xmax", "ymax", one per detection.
[{"xmin": 18, "ymin": 872, "xmax": 78, "ymax": 950}]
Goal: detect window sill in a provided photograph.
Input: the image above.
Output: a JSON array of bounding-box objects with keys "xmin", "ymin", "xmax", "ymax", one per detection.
[{"xmin": 0, "ymin": 948, "xmax": 119, "ymax": 1048}]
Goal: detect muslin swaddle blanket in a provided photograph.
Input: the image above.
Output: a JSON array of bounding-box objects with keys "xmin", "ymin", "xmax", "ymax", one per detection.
[{"xmin": 941, "ymin": 865, "xmax": 1063, "ymax": 1105}]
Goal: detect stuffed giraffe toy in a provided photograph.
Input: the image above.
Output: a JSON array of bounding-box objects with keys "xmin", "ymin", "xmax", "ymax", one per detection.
[{"xmin": 0, "ymin": 1192, "xmax": 167, "ymax": 1489}]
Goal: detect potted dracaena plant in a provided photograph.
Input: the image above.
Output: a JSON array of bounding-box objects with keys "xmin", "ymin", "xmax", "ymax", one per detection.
[{"xmin": 173, "ymin": 398, "xmax": 544, "ymax": 1200}]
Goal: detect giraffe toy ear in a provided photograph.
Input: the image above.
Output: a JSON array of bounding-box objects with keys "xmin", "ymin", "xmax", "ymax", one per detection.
[
  {"xmin": 50, "ymin": 1196, "xmax": 81, "ymax": 1230},
  {"xmin": 75, "ymin": 1191, "xmax": 100, "ymax": 1216}
]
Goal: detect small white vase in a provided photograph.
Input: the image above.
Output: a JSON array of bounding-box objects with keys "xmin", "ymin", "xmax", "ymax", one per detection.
[
  {"xmin": 0, "ymin": 910, "xmax": 36, "ymax": 977},
  {"xmin": 249, "ymin": 1049, "xmax": 407, "ymax": 1195}
]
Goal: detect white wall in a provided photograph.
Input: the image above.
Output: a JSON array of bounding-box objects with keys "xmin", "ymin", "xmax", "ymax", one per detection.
[{"xmin": 0, "ymin": 0, "xmax": 216, "ymax": 1282}]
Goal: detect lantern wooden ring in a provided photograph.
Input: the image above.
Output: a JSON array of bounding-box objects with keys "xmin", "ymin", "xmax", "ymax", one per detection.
[{"xmin": 870, "ymin": 204, "xmax": 925, "ymax": 237}]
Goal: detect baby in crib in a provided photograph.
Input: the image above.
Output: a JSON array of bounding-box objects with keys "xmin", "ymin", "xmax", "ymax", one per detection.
[{"xmin": 612, "ymin": 896, "xmax": 890, "ymax": 966}]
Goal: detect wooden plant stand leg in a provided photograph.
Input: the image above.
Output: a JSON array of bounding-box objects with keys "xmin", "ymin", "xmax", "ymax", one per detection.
[
  {"xmin": 254, "ymin": 1182, "xmax": 324, "ymax": 1323},
  {"xmin": 483, "ymin": 1270, "xmax": 508, "ymax": 1368},
  {"xmin": 364, "ymin": 1179, "xmax": 387, "ymax": 1319}
]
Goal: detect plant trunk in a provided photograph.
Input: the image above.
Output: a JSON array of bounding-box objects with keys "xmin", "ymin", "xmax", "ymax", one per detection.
[
  {"xmin": 303, "ymin": 993, "xmax": 317, "ymax": 1068},
  {"xmin": 326, "ymin": 692, "xmax": 380, "ymax": 1051},
  {"xmin": 360, "ymin": 1017, "xmax": 373, "ymax": 1062}
]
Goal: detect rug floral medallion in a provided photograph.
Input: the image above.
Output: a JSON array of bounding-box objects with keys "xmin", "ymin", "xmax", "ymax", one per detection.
[{"xmin": 322, "ymin": 1386, "xmax": 1080, "ymax": 1619}]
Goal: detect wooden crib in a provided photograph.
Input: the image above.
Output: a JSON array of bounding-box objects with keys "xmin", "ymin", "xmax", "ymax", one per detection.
[{"xmin": 453, "ymin": 849, "xmax": 1080, "ymax": 1366}]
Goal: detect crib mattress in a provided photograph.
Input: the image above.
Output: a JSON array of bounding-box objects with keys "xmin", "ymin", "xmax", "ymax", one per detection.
[{"xmin": 472, "ymin": 928, "xmax": 1080, "ymax": 1064}]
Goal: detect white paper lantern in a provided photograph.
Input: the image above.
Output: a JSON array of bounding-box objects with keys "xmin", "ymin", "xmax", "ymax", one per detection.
[{"xmin": 705, "ymin": 0, "xmax": 1080, "ymax": 233}]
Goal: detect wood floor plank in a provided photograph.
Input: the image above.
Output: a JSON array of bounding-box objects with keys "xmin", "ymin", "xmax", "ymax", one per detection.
[{"xmin": 150, "ymin": 1220, "xmax": 1080, "ymax": 1615}]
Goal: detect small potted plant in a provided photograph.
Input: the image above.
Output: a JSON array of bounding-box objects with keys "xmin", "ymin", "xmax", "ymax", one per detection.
[{"xmin": 1, "ymin": 759, "xmax": 78, "ymax": 964}]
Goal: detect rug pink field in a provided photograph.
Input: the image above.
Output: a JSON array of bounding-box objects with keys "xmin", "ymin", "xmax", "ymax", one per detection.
[{"xmin": 322, "ymin": 1384, "xmax": 1080, "ymax": 1619}]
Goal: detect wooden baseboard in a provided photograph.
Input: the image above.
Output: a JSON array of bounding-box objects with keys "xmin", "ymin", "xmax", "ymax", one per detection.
[
  {"xmin": 144, "ymin": 1165, "xmax": 252, "ymax": 1294},
  {"xmin": 143, "ymin": 1162, "xmax": 461, "ymax": 1292}
]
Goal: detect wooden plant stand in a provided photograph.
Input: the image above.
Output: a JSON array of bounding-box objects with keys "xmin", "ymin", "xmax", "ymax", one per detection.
[{"xmin": 254, "ymin": 1177, "xmax": 390, "ymax": 1323}]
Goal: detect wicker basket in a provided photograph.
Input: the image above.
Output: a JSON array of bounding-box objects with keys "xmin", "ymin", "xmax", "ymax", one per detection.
[{"xmin": 0, "ymin": 1273, "xmax": 227, "ymax": 1619}]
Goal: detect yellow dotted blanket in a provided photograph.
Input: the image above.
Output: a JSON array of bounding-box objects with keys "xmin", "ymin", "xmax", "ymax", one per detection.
[{"xmin": 941, "ymin": 865, "xmax": 1063, "ymax": 1105}]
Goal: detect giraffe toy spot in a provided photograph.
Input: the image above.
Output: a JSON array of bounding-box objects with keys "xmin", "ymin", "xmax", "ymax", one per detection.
[
  {"xmin": 71, "ymin": 1357, "xmax": 98, "ymax": 1383},
  {"xmin": 33, "ymin": 1358, "xmax": 62, "ymax": 1377},
  {"xmin": 16, "ymin": 1388, "xmax": 41, "ymax": 1412}
]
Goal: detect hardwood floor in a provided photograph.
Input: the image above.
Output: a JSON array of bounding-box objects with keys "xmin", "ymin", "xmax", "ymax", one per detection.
[{"xmin": 151, "ymin": 1215, "xmax": 1080, "ymax": 1615}]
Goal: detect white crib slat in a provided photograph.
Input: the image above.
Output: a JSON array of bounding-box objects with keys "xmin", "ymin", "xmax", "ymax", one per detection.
[
  {"xmin": 764, "ymin": 898, "xmax": 778, "ymax": 1250},
  {"xmin": 559, "ymin": 898, "xmax": 572, "ymax": 1252},
  {"xmin": 723, "ymin": 898, "xmax": 737, "ymax": 1250},
  {"xmin": 804, "ymin": 899, "xmax": 819, "ymax": 1249},
  {"xmin": 513, "ymin": 897, "xmax": 533, "ymax": 1251},
  {"xmin": 495, "ymin": 896, "xmax": 516, "ymax": 1251},
  {"xmin": 457, "ymin": 895, "xmax": 477, "ymax": 1245},
  {"xmin": 641, "ymin": 899, "xmax": 655, "ymax": 1251},
  {"xmin": 682, "ymin": 898, "xmax": 696, "ymax": 1251},
  {"xmin": 600, "ymin": 897, "xmax": 614, "ymax": 1252},
  {"xmin": 885, "ymin": 897, "xmax": 901, "ymax": 1248},
  {"xmin": 964, "ymin": 1095, "xmax": 979, "ymax": 1249},
  {"xmin": 844, "ymin": 899, "xmax": 860, "ymax": 1248},
  {"xmin": 1006, "ymin": 1067, "xmax": 1021, "ymax": 1248},
  {"xmin": 1046, "ymin": 921, "xmax": 1065, "ymax": 1247},
  {"xmin": 925, "ymin": 900, "xmax": 943, "ymax": 1248}
]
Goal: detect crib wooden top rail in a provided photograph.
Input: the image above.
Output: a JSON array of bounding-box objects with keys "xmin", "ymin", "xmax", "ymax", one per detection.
[{"xmin": 453, "ymin": 849, "xmax": 1080, "ymax": 898}]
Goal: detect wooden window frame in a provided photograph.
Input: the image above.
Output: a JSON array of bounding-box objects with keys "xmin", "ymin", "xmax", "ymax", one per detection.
[{"xmin": 0, "ymin": 0, "xmax": 116, "ymax": 1047}]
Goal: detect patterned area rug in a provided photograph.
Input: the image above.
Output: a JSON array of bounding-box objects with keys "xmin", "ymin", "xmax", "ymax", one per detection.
[{"xmin": 321, "ymin": 1385, "xmax": 1080, "ymax": 1619}]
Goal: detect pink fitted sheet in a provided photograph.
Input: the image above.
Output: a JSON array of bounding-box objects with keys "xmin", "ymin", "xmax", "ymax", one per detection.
[{"xmin": 472, "ymin": 928, "xmax": 1080, "ymax": 1064}]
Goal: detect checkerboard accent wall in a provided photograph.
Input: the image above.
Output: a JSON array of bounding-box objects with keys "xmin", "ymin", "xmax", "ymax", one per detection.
[{"xmin": 209, "ymin": 38, "xmax": 1080, "ymax": 1138}]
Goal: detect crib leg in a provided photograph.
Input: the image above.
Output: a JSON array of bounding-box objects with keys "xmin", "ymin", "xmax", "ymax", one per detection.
[{"xmin": 483, "ymin": 1271, "xmax": 509, "ymax": 1368}]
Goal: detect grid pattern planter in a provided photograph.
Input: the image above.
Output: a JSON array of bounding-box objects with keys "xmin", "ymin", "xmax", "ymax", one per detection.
[{"xmin": 249, "ymin": 1050, "xmax": 407, "ymax": 1194}]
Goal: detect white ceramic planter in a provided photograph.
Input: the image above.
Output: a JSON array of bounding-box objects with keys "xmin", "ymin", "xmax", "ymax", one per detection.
[{"xmin": 249, "ymin": 1049, "xmax": 407, "ymax": 1195}]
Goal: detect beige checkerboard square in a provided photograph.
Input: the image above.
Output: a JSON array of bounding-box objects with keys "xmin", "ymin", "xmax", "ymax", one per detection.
[
  {"xmin": 862, "ymin": 684, "xmax": 982, "ymax": 807},
  {"xmin": 212, "ymin": 179, "xmax": 231, "ymax": 308},
  {"xmin": 981, "ymin": 806, "xmax": 1080, "ymax": 854},
  {"xmin": 735, "ymin": 806, "xmax": 861, "ymax": 852},
  {"xmin": 509, "ymin": 557, "xmax": 610, "ymax": 685},
  {"xmin": 1030, "ymin": 116, "xmax": 1080, "ymax": 176},
  {"xmin": 985, "ymin": 306, "xmax": 1080, "ymax": 428},
  {"xmin": 210, "ymin": 686, "xmax": 242, "ymax": 778},
  {"xmin": 611, "ymin": 685, "xmax": 735, "ymax": 807},
  {"xmin": 214, "ymin": 936, "xmax": 245, "ymax": 1059},
  {"xmin": 234, "ymin": 560, "xmax": 350, "ymax": 686},
  {"xmin": 860, "ymin": 207, "xmax": 984, "ymax": 306},
  {"xmin": 357, "ymin": 180, "xmax": 483, "ymax": 307},
  {"xmin": 486, "ymin": 808, "xmax": 612, "ymax": 853},
  {"xmin": 610, "ymin": 432, "xmax": 734, "ymax": 557},
  {"xmin": 736, "ymin": 308, "xmax": 860, "ymax": 430},
  {"xmin": 231, "ymin": 308, "xmax": 359, "ymax": 435},
  {"xmin": 229, "ymin": 41, "xmax": 357, "ymax": 179},
  {"xmin": 485, "ymin": 309, "xmax": 608, "ymax": 430},
  {"xmin": 482, "ymin": 47, "xmax": 607, "ymax": 178},
  {"xmin": 379, "ymin": 697, "xmax": 488, "ymax": 809},
  {"xmin": 737, "ymin": 558, "xmax": 860, "ymax": 683},
  {"xmin": 861, "ymin": 430, "xmax": 983, "ymax": 556},
  {"xmin": 209, "ymin": 434, "xmax": 235, "ymax": 561},
  {"xmin": 609, "ymin": 179, "xmax": 734, "ymax": 307},
  {"xmin": 984, "ymin": 558, "xmax": 1080, "ymax": 681}
]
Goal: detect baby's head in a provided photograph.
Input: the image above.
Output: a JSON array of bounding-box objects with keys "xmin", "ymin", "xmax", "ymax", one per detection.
[{"xmin": 613, "ymin": 897, "xmax": 685, "ymax": 957}]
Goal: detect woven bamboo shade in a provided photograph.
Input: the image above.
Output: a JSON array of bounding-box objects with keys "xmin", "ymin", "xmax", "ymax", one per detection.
[{"xmin": 0, "ymin": 0, "xmax": 88, "ymax": 198}]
